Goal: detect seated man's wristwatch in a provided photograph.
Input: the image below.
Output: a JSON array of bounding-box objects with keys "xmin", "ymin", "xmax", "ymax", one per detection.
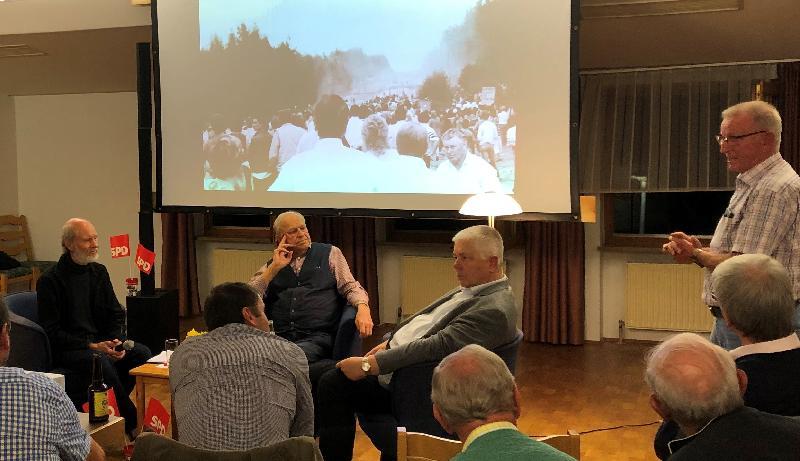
[{"xmin": 361, "ymin": 356, "xmax": 371, "ymax": 375}]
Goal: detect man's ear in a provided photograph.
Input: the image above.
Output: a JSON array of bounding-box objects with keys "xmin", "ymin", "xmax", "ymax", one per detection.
[
  {"xmin": 512, "ymin": 385, "xmax": 522, "ymax": 420},
  {"xmin": 241, "ymin": 307, "xmax": 256, "ymax": 327},
  {"xmin": 432, "ymin": 404, "xmax": 453, "ymax": 435},
  {"xmin": 736, "ymin": 368, "xmax": 748, "ymax": 397},
  {"xmin": 649, "ymin": 394, "xmax": 671, "ymax": 420}
]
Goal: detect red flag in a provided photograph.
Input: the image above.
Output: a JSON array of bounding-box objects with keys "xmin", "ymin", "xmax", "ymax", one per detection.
[
  {"xmin": 143, "ymin": 398, "xmax": 170, "ymax": 434},
  {"xmin": 109, "ymin": 234, "xmax": 130, "ymax": 259},
  {"xmin": 135, "ymin": 244, "xmax": 155, "ymax": 275}
]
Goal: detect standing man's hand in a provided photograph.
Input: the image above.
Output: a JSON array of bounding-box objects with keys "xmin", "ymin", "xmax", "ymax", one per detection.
[
  {"xmin": 355, "ymin": 303, "xmax": 374, "ymax": 337},
  {"xmin": 662, "ymin": 231, "xmax": 701, "ymax": 264}
]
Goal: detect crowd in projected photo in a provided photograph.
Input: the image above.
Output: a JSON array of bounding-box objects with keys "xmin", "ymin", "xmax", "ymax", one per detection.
[{"xmin": 198, "ymin": 0, "xmax": 520, "ymax": 194}]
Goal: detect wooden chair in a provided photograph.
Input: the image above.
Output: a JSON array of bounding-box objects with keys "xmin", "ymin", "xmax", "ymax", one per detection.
[
  {"xmin": 0, "ymin": 215, "xmax": 54, "ymax": 295},
  {"xmin": 397, "ymin": 427, "xmax": 581, "ymax": 461}
]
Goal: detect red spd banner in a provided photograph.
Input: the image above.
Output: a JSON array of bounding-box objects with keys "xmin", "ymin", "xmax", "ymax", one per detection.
[
  {"xmin": 143, "ymin": 397, "xmax": 170, "ymax": 434},
  {"xmin": 109, "ymin": 234, "xmax": 130, "ymax": 259},
  {"xmin": 135, "ymin": 244, "xmax": 155, "ymax": 275}
]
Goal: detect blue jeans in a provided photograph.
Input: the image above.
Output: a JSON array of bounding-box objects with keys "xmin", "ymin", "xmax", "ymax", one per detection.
[{"xmin": 710, "ymin": 301, "xmax": 800, "ymax": 350}]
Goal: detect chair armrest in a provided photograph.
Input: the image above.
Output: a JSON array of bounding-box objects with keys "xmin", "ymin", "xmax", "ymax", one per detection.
[
  {"xmin": 7, "ymin": 312, "xmax": 52, "ymax": 371},
  {"xmin": 332, "ymin": 304, "xmax": 362, "ymax": 359}
]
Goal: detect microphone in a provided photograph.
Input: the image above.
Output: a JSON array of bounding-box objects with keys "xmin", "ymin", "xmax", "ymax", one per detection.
[{"xmin": 122, "ymin": 339, "xmax": 135, "ymax": 351}]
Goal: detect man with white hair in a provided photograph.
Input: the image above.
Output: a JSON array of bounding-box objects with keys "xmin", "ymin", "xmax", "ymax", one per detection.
[
  {"xmin": 317, "ymin": 225, "xmax": 518, "ymax": 461},
  {"xmin": 663, "ymin": 100, "xmax": 800, "ymax": 350},
  {"xmin": 431, "ymin": 344, "xmax": 575, "ymax": 461},
  {"xmin": 645, "ymin": 333, "xmax": 800, "ymax": 459},
  {"xmin": 37, "ymin": 218, "xmax": 151, "ymax": 436}
]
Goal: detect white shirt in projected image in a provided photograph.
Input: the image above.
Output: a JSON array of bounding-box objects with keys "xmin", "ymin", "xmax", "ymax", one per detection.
[
  {"xmin": 434, "ymin": 153, "xmax": 502, "ymax": 194},
  {"xmin": 268, "ymin": 138, "xmax": 383, "ymax": 193},
  {"xmin": 371, "ymin": 150, "xmax": 434, "ymax": 193}
]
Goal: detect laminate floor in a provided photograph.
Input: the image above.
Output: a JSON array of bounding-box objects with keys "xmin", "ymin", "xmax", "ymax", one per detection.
[{"xmin": 163, "ymin": 318, "xmax": 660, "ymax": 460}]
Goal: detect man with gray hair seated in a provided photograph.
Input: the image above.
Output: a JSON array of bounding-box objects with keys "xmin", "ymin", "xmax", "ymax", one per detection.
[
  {"xmin": 645, "ymin": 333, "xmax": 800, "ymax": 460},
  {"xmin": 317, "ymin": 225, "xmax": 518, "ymax": 461},
  {"xmin": 431, "ymin": 344, "xmax": 575, "ymax": 461},
  {"xmin": 714, "ymin": 253, "xmax": 800, "ymax": 415}
]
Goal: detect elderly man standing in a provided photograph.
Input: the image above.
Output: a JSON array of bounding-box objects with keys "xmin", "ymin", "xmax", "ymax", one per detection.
[
  {"xmin": 663, "ymin": 101, "xmax": 800, "ymax": 349},
  {"xmin": 249, "ymin": 211, "xmax": 373, "ymax": 375},
  {"xmin": 645, "ymin": 333, "xmax": 800, "ymax": 460},
  {"xmin": 431, "ymin": 344, "xmax": 575, "ymax": 461},
  {"xmin": 169, "ymin": 282, "xmax": 313, "ymax": 450},
  {"xmin": 37, "ymin": 218, "xmax": 151, "ymax": 436},
  {"xmin": 317, "ymin": 225, "xmax": 517, "ymax": 461},
  {"xmin": 0, "ymin": 297, "xmax": 106, "ymax": 460}
]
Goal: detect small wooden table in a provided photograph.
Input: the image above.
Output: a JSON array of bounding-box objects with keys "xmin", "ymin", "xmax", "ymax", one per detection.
[
  {"xmin": 79, "ymin": 413, "xmax": 125, "ymax": 459},
  {"xmin": 128, "ymin": 363, "xmax": 176, "ymax": 436}
]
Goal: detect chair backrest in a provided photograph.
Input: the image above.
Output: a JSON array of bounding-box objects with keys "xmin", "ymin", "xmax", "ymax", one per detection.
[
  {"xmin": 5, "ymin": 291, "xmax": 39, "ymax": 323},
  {"xmin": 397, "ymin": 428, "xmax": 581, "ymax": 461},
  {"xmin": 131, "ymin": 433, "xmax": 323, "ymax": 461},
  {"xmin": 6, "ymin": 311, "xmax": 52, "ymax": 371},
  {"xmin": 0, "ymin": 215, "xmax": 34, "ymax": 261},
  {"xmin": 388, "ymin": 330, "xmax": 525, "ymax": 437}
]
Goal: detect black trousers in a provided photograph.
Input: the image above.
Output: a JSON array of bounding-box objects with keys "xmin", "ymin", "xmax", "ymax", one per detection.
[
  {"xmin": 58, "ymin": 343, "xmax": 151, "ymax": 433},
  {"xmin": 317, "ymin": 368, "xmax": 396, "ymax": 461}
]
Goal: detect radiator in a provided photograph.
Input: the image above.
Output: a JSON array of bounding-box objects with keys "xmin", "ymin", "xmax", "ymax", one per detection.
[
  {"xmin": 211, "ymin": 249, "xmax": 271, "ymax": 286},
  {"xmin": 625, "ymin": 263, "xmax": 713, "ymax": 332},
  {"xmin": 401, "ymin": 256, "xmax": 457, "ymax": 318}
]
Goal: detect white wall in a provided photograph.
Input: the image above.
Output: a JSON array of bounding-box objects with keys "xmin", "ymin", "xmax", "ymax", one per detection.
[
  {"xmin": 14, "ymin": 92, "xmax": 162, "ymax": 301},
  {"xmin": 0, "ymin": 95, "xmax": 19, "ymax": 215}
]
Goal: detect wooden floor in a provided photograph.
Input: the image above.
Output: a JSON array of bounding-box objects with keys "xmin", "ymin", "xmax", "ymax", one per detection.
[
  {"xmin": 353, "ymin": 340, "xmax": 661, "ymax": 461},
  {"xmin": 173, "ymin": 318, "xmax": 660, "ymax": 460}
]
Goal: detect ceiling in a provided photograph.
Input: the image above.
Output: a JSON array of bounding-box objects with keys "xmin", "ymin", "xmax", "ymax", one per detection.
[{"xmin": 0, "ymin": 0, "xmax": 797, "ymax": 96}]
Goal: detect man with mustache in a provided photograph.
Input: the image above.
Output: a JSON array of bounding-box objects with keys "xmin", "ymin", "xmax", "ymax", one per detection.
[
  {"xmin": 662, "ymin": 101, "xmax": 800, "ymax": 350},
  {"xmin": 37, "ymin": 218, "xmax": 151, "ymax": 436}
]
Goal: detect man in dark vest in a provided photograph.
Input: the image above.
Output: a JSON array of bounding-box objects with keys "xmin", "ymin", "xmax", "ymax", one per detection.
[{"xmin": 249, "ymin": 211, "xmax": 374, "ymax": 376}]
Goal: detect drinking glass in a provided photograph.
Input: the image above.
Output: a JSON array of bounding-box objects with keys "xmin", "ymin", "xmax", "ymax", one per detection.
[{"xmin": 164, "ymin": 338, "xmax": 179, "ymax": 366}]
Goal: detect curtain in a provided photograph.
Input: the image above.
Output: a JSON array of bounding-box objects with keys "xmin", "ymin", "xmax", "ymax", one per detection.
[
  {"xmin": 522, "ymin": 221, "xmax": 584, "ymax": 345},
  {"xmin": 775, "ymin": 62, "xmax": 800, "ymax": 171},
  {"xmin": 579, "ymin": 63, "xmax": 777, "ymax": 193},
  {"xmin": 306, "ymin": 216, "xmax": 380, "ymax": 323},
  {"xmin": 161, "ymin": 213, "xmax": 202, "ymax": 317}
]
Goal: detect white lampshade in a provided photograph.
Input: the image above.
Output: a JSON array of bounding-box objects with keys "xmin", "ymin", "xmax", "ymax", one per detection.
[{"xmin": 459, "ymin": 193, "xmax": 522, "ymax": 227}]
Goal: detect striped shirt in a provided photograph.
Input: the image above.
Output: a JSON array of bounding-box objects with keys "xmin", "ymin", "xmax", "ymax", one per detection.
[
  {"xmin": 169, "ymin": 323, "xmax": 313, "ymax": 451},
  {"xmin": 0, "ymin": 367, "xmax": 90, "ymax": 461},
  {"xmin": 704, "ymin": 153, "xmax": 800, "ymax": 305}
]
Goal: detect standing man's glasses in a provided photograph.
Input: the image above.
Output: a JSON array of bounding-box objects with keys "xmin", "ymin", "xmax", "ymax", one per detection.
[{"xmin": 715, "ymin": 130, "xmax": 767, "ymax": 145}]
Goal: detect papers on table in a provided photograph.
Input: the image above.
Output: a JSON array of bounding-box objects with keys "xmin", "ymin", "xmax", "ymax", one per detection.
[{"xmin": 146, "ymin": 350, "xmax": 173, "ymax": 364}]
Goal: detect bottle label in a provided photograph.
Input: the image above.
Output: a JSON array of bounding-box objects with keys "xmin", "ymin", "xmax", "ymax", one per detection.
[{"xmin": 92, "ymin": 390, "xmax": 109, "ymax": 417}]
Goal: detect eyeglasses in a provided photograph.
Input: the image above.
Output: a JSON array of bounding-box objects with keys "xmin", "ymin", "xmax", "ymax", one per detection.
[{"xmin": 715, "ymin": 130, "xmax": 767, "ymax": 145}]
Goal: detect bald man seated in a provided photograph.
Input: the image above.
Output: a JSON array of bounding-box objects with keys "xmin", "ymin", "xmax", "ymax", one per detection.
[
  {"xmin": 645, "ymin": 333, "xmax": 800, "ymax": 460},
  {"xmin": 37, "ymin": 218, "xmax": 152, "ymax": 435}
]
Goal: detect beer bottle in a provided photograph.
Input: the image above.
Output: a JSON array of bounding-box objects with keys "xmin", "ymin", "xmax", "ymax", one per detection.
[{"xmin": 88, "ymin": 353, "xmax": 110, "ymax": 423}]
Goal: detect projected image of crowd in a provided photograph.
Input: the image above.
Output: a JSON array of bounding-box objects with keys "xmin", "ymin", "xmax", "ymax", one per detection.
[{"xmin": 201, "ymin": 94, "xmax": 516, "ymax": 194}]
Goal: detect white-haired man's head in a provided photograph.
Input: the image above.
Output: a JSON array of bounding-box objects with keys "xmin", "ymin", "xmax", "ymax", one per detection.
[
  {"xmin": 645, "ymin": 333, "xmax": 745, "ymax": 434},
  {"xmin": 451, "ymin": 225, "xmax": 504, "ymax": 288},
  {"xmin": 61, "ymin": 218, "xmax": 99, "ymax": 265}
]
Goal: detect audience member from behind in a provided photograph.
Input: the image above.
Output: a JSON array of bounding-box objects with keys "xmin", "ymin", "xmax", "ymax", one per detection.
[
  {"xmin": 37, "ymin": 218, "xmax": 151, "ymax": 436},
  {"xmin": 362, "ymin": 117, "xmax": 431, "ymax": 193},
  {"xmin": 431, "ymin": 344, "xmax": 575, "ymax": 461},
  {"xmin": 269, "ymin": 94, "xmax": 382, "ymax": 192},
  {"xmin": 645, "ymin": 333, "xmax": 800, "ymax": 460},
  {"xmin": 713, "ymin": 253, "xmax": 800, "ymax": 415},
  {"xmin": 169, "ymin": 282, "xmax": 313, "ymax": 451},
  {"xmin": 204, "ymin": 133, "xmax": 249, "ymax": 191},
  {"xmin": 1, "ymin": 296, "xmax": 106, "ymax": 461}
]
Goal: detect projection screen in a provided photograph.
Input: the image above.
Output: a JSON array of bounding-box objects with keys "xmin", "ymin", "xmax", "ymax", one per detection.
[{"xmin": 154, "ymin": 0, "xmax": 578, "ymax": 217}]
